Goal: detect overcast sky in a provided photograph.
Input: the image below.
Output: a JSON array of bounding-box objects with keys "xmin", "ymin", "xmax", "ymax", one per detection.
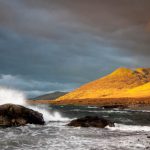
[{"xmin": 0, "ymin": 0, "xmax": 150, "ymax": 98}]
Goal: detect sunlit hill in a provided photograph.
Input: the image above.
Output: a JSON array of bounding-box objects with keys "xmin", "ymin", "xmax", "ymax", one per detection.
[{"xmin": 52, "ymin": 67, "xmax": 150, "ymax": 106}]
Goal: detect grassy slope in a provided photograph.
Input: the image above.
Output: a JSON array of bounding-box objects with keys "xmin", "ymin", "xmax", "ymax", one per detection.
[{"xmin": 51, "ymin": 67, "xmax": 150, "ymax": 106}]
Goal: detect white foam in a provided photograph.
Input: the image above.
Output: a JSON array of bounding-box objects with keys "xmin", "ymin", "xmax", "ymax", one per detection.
[
  {"xmin": 0, "ymin": 87, "xmax": 26, "ymax": 105},
  {"xmin": 87, "ymin": 106, "xmax": 98, "ymax": 109},
  {"xmin": 0, "ymin": 87, "xmax": 69, "ymax": 122},
  {"xmin": 123, "ymin": 109, "xmax": 150, "ymax": 113},
  {"xmin": 28, "ymin": 106, "xmax": 70, "ymax": 122},
  {"xmin": 107, "ymin": 123, "xmax": 150, "ymax": 132}
]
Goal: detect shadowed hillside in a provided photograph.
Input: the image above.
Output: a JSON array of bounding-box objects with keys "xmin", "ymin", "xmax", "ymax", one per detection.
[
  {"xmin": 32, "ymin": 91, "xmax": 68, "ymax": 100},
  {"xmin": 52, "ymin": 68, "xmax": 150, "ymax": 106}
]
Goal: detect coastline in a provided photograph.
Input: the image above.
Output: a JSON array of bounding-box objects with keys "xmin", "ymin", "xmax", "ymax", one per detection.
[{"xmin": 27, "ymin": 97, "xmax": 150, "ymax": 110}]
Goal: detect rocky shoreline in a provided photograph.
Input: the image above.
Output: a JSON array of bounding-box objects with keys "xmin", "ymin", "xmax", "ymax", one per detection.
[{"xmin": 27, "ymin": 97, "xmax": 150, "ymax": 111}]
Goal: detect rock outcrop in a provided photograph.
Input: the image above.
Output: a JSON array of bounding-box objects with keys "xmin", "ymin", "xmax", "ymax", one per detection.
[
  {"xmin": 0, "ymin": 103, "xmax": 45, "ymax": 127},
  {"xmin": 67, "ymin": 116, "xmax": 114, "ymax": 128}
]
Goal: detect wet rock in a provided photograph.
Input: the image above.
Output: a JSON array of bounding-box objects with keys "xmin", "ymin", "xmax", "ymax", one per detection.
[
  {"xmin": 0, "ymin": 103, "xmax": 45, "ymax": 127},
  {"xmin": 67, "ymin": 116, "xmax": 114, "ymax": 128}
]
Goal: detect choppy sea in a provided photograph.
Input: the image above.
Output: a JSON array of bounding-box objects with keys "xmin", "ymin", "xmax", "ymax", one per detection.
[{"xmin": 1, "ymin": 105, "xmax": 150, "ymax": 150}]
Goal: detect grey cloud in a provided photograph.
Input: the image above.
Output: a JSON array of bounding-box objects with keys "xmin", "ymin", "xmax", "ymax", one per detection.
[
  {"xmin": 51, "ymin": 0, "xmax": 150, "ymax": 59},
  {"xmin": 0, "ymin": 27, "xmax": 130, "ymax": 82},
  {"xmin": 1, "ymin": 0, "xmax": 149, "ymax": 58},
  {"xmin": 0, "ymin": 74, "xmax": 75, "ymax": 97},
  {"xmin": 0, "ymin": 0, "xmax": 150, "ymax": 97}
]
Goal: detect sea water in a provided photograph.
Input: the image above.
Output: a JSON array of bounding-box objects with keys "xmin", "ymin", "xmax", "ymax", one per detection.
[{"xmin": 0, "ymin": 88, "xmax": 150, "ymax": 150}]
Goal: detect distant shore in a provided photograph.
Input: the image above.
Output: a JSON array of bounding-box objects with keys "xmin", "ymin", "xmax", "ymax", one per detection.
[{"xmin": 27, "ymin": 97, "xmax": 150, "ymax": 110}]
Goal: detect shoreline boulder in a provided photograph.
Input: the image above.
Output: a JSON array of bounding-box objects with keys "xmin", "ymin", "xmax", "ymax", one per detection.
[
  {"xmin": 67, "ymin": 116, "xmax": 114, "ymax": 128},
  {"xmin": 0, "ymin": 103, "xmax": 45, "ymax": 127}
]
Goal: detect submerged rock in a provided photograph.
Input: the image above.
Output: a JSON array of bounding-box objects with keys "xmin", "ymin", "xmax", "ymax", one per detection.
[
  {"xmin": 67, "ymin": 116, "xmax": 114, "ymax": 128},
  {"xmin": 0, "ymin": 103, "xmax": 45, "ymax": 127}
]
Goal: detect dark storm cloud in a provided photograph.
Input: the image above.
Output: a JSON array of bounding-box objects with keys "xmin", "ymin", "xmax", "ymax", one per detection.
[
  {"xmin": 60, "ymin": 0, "xmax": 150, "ymax": 60},
  {"xmin": 50, "ymin": 0, "xmax": 150, "ymax": 61},
  {"xmin": 0, "ymin": 0, "xmax": 149, "ymax": 97}
]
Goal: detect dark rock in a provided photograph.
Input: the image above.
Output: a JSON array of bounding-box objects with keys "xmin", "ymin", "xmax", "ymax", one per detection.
[
  {"xmin": 0, "ymin": 103, "xmax": 45, "ymax": 127},
  {"xmin": 67, "ymin": 116, "xmax": 115, "ymax": 128}
]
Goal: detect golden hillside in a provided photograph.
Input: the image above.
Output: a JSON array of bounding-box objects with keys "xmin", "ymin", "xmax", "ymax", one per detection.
[{"xmin": 52, "ymin": 67, "xmax": 150, "ymax": 105}]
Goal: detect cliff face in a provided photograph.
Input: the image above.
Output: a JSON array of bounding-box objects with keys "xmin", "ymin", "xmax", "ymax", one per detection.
[{"xmin": 54, "ymin": 68, "xmax": 150, "ymax": 104}]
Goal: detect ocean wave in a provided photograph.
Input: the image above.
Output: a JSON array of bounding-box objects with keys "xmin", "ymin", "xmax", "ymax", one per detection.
[
  {"xmin": 107, "ymin": 123, "xmax": 150, "ymax": 132},
  {"xmin": 87, "ymin": 106, "xmax": 98, "ymax": 109},
  {"xmin": 28, "ymin": 106, "xmax": 70, "ymax": 122},
  {"xmin": 130, "ymin": 109, "xmax": 150, "ymax": 113}
]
